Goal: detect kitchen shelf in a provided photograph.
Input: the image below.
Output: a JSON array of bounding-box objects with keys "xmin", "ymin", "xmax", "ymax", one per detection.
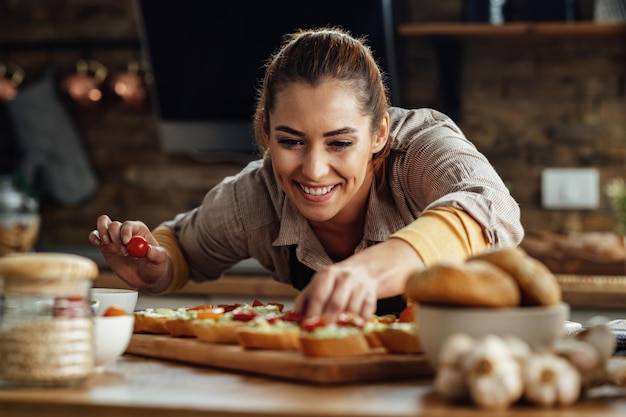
[{"xmin": 397, "ymin": 21, "xmax": 626, "ymax": 38}]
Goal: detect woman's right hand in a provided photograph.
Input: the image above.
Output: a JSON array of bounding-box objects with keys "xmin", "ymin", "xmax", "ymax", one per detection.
[{"xmin": 88, "ymin": 215, "xmax": 172, "ymax": 292}]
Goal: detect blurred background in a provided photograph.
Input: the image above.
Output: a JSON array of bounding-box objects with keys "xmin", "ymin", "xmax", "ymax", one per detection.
[{"xmin": 0, "ymin": 0, "xmax": 625, "ymax": 280}]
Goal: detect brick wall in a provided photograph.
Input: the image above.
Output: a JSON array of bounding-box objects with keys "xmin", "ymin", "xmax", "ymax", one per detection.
[{"xmin": 1, "ymin": 0, "xmax": 625, "ymax": 249}]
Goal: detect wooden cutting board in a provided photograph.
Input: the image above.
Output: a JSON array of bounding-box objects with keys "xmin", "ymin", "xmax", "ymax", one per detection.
[{"xmin": 126, "ymin": 333, "xmax": 434, "ymax": 384}]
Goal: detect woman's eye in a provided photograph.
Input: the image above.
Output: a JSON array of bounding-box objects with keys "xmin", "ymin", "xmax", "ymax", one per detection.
[
  {"xmin": 277, "ymin": 138, "xmax": 303, "ymax": 148},
  {"xmin": 331, "ymin": 141, "xmax": 353, "ymax": 149}
]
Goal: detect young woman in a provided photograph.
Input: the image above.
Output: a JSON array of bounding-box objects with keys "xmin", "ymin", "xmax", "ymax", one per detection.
[{"xmin": 89, "ymin": 27, "xmax": 523, "ymax": 321}]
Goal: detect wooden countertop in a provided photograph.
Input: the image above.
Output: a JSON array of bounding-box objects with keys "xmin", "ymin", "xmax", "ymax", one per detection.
[{"xmin": 2, "ymin": 354, "xmax": 626, "ymax": 417}]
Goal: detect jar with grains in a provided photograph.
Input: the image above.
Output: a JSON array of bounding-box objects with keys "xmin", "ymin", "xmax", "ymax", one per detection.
[{"xmin": 0, "ymin": 252, "xmax": 99, "ymax": 386}]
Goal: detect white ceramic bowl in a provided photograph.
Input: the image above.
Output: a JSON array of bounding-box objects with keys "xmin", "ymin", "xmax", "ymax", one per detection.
[
  {"xmin": 94, "ymin": 314, "xmax": 135, "ymax": 368},
  {"xmin": 91, "ymin": 288, "xmax": 138, "ymax": 316},
  {"xmin": 418, "ymin": 302, "xmax": 570, "ymax": 366}
]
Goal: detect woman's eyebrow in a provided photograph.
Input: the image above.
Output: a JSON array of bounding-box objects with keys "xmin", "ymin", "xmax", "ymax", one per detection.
[
  {"xmin": 324, "ymin": 127, "xmax": 357, "ymax": 137},
  {"xmin": 274, "ymin": 125, "xmax": 358, "ymax": 137},
  {"xmin": 275, "ymin": 125, "xmax": 305, "ymax": 137}
]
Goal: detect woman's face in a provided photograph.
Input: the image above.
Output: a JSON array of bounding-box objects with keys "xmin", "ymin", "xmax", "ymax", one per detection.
[{"xmin": 264, "ymin": 80, "xmax": 388, "ymax": 225}]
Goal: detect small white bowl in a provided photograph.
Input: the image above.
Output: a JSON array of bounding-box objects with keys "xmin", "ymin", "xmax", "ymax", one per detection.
[
  {"xmin": 91, "ymin": 288, "xmax": 138, "ymax": 316},
  {"xmin": 418, "ymin": 302, "xmax": 570, "ymax": 366},
  {"xmin": 94, "ymin": 315, "xmax": 135, "ymax": 369}
]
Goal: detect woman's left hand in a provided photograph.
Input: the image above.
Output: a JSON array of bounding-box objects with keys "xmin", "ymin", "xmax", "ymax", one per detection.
[{"xmin": 294, "ymin": 263, "xmax": 379, "ymax": 322}]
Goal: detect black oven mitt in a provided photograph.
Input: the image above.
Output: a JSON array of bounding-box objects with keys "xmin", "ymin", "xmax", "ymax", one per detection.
[{"xmin": 2, "ymin": 69, "xmax": 97, "ymax": 205}]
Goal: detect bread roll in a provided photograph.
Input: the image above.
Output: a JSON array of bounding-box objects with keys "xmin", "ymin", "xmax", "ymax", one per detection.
[
  {"xmin": 405, "ymin": 260, "xmax": 520, "ymax": 308},
  {"xmin": 469, "ymin": 247, "xmax": 561, "ymax": 306}
]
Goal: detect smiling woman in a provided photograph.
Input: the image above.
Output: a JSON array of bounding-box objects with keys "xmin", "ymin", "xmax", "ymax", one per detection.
[{"xmin": 88, "ymin": 27, "xmax": 523, "ymax": 324}]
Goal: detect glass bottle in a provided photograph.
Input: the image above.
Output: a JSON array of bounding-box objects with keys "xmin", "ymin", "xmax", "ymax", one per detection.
[{"xmin": 0, "ymin": 176, "xmax": 40, "ymax": 254}]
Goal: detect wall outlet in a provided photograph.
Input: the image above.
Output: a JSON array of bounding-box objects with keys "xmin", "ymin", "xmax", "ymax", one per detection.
[{"xmin": 541, "ymin": 168, "xmax": 599, "ymax": 210}]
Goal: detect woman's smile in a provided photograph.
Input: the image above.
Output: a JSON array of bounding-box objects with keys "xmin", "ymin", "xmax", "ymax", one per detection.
[{"xmin": 297, "ymin": 182, "xmax": 338, "ymax": 202}]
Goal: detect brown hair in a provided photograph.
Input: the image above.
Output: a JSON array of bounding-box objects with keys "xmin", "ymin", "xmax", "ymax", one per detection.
[{"xmin": 253, "ymin": 27, "xmax": 391, "ymax": 188}]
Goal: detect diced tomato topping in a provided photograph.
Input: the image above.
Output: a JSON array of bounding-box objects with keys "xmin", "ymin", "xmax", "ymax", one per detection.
[
  {"xmin": 398, "ymin": 302, "xmax": 416, "ymax": 323},
  {"xmin": 219, "ymin": 303, "xmax": 241, "ymax": 313},
  {"xmin": 232, "ymin": 308, "xmax": 258, "ymax": 322},
  {"xmin": 301, "ymin": 316, "xmax": 328, "ymax": 332},
  {"xmin": 196, "ymin": 307, "xmax": 225, "ymax": 320},
  {"xmin": 252, "ymin": 299, "xmax": 264, "ymax": 307},
  {"xmin": 281, "ymin": 310, "xmax": 303, "ymax": 323},
  {"xmin": 337, "ymin": 313, "xmax": 365, "ymax": 329},
  {"xmin": 188, "ymin": 304, "xmax": 214, "ymax": 311},
  {"xmin": 268, "ymin": 302, "xmax": 284, "ymax": 312},
  {"xmin": 103, "ymin": 306, "xmax": 127, "ymax": 316}
]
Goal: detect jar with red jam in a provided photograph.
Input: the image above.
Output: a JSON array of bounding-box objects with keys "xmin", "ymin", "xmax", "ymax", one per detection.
[{"xmin": 0, "ymin": 253, "xmax": 98, "ymax": 386}]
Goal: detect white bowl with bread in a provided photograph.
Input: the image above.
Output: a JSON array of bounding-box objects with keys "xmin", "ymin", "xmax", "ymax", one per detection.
[{"xmin": 405, "ymin": 247, "xmax": 568, "ymax": 366}]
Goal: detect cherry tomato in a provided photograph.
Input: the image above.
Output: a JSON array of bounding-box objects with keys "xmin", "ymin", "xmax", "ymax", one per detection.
[
  {"xmin": 127, "ymin": 236, "xmax": 149, "ymax": 258},
  {"xmin": 103, "ymin": 305, "xmax": 127, "ymax": 316}
]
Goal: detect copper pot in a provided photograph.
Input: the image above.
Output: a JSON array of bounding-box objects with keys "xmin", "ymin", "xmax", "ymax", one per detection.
[{"xmin": 61, "ymin": 59, "xmax": 108, "ymax": 108}]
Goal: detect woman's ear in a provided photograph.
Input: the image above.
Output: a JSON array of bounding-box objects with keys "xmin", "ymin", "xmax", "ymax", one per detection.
[{"xmin": 371, "ymin": 112, "xmax": 389, "ymax": 154}]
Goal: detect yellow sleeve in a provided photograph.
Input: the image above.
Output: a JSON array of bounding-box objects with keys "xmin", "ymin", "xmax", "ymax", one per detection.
[
  {"xmin": 390, "ymin": 206, "xmax": 489, "ymax": 266},
  {"xmin": 152, "ymin": 225, "xmax": 190, "ymax": 294}
]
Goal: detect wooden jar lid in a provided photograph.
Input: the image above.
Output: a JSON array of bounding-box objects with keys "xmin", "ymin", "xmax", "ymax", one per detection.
[{"xmin": 0, "ymin": 253, "xmax": 98, "ymax": 295}]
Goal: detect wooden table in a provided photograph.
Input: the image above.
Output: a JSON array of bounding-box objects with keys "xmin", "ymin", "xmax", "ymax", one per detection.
[{"xmin": 2, "ymin": 354, "xmax": 626, "ymax": 417}]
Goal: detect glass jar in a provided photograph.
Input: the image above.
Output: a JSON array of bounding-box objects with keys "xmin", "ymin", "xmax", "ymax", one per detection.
[
  {"xmin": 0, "ymin": 253, "xmax": 99, "ymax": 386},
  {"xmin": 0, "ymin": 176, "xmax": 40, "ymax": 255}
]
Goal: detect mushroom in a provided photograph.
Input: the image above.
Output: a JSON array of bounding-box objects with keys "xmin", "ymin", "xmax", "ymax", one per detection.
[
  {"xmin": 462, "ymin": 335, "xmax": 524, "ymax": 410},
  {"xmin": 522, "ymin": 352, "xmax": 581, "ymax": 407}
]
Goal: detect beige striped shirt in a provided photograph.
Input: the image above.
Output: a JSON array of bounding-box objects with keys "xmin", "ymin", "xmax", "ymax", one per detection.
[{"xmin": 160, "ymin": 107, "xmax": 524, "ymax": 287}]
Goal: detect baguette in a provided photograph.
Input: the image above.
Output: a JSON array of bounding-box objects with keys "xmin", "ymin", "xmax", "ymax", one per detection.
[
  {"xmin": 236, "ymin": 310, "xmax": 302, "ymax": 350},
  {"xmin": 374, "ymin": 322, "xmax": 421, "ymax": 354},
  {"xmin": 468, "ymin": 247, "xmax": 561, "ymax": 306},
  {"xmin": 133, "ymin": 308, "xmax": 178, "ymax": 334},
  {"xmin": 192, "ymin": 303, "xmax": 282, "ymax": 344},
  {"xmin": 299, "ymin": 315, "xmax": 371, "ymax": 358},
  {"xmin": 405, "ymin": 260, "xmax": 520, "ymax": 308},
  {"xmin": 237, "ymin": 322, "xmax": 301, "ymax": 350},
  {"xmin": 300, "ymin": 333, "xmax": 371, "ymax": 357}
]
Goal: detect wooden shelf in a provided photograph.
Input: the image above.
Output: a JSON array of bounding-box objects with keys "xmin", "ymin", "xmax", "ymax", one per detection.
[{"xmin": 397, "ymin": 21, "xmax": 626, "ymax": 38}]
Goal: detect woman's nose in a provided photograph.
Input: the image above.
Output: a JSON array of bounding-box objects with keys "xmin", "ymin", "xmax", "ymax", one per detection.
[{"xmin": 302, "ymin": 148, "xmax": 330, "ymax": 180}]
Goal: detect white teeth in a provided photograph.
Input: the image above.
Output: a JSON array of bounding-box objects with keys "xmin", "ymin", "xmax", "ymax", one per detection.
[{"xmin": 301, "ymin": 185, "xmax": 335, "ymax": 196}]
